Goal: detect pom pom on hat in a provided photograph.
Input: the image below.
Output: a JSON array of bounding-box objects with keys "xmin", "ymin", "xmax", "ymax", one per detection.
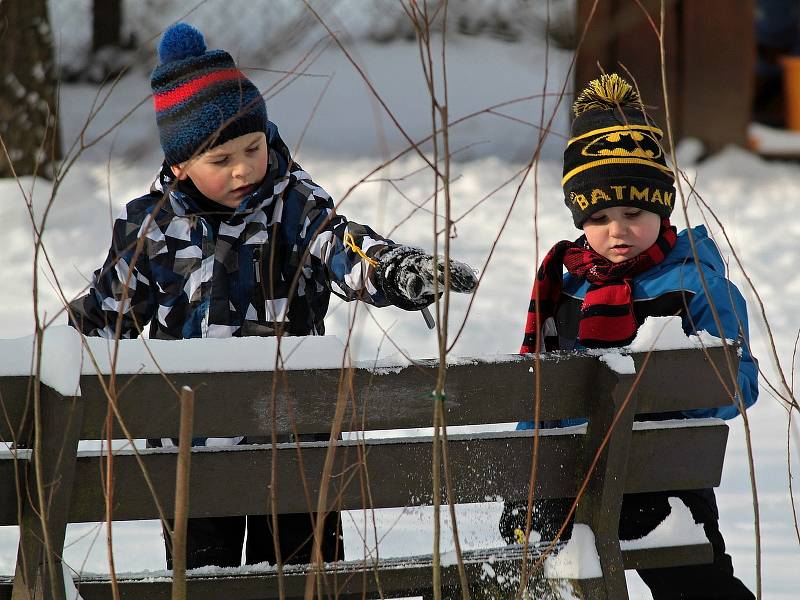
[
  {"xmin": 158, "ymin": 22, "xmax": 207, "ymax": 64},
  {"xmin": 573, "ymin": 73, "xmax": 642, "ymax": 116}
]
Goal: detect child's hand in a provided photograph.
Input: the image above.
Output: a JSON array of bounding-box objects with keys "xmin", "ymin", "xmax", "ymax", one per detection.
[{"xmin": 376, "ymin": 246, "xmax": 478, "ymax": 311}]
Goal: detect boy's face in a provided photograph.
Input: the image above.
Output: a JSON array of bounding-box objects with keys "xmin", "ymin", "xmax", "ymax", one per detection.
[
  {"xmin": 171, "ymin": 132, "xmax": 268, "ymax": 208},
  {"xmin": 582, "ymin": 206, "xmax": 661, "ymax": 263}
]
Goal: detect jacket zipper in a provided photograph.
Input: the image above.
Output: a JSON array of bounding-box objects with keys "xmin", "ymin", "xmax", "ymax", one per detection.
[{"xmin": 252, "ymin": 247, "xmax": 267, "ymax": 323}]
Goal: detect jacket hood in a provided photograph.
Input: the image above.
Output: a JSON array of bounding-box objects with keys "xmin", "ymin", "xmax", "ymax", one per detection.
[{"xmin": 659, "ymin": 225, "xmax": 725, "ymax": 275}]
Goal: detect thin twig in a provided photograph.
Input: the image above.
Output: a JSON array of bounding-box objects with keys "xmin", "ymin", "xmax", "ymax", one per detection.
[{"xmin": 171, "ymin": 387, "xmax": 194, "ymax": 600}]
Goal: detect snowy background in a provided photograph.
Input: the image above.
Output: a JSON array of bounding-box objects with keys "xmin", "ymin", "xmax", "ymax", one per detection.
[{"xmin": 1, "ymin": 1, "xmax": 799, "ymax": 598}]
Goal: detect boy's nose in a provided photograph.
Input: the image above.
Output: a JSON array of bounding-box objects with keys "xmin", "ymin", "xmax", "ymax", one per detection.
[
  {"xmin": 608, "ymin": 220, "xmax": 627, "ymax": 236},
  {"xmin": 232, "ymin": 161, "xmax": 253, "ymax": 179}
]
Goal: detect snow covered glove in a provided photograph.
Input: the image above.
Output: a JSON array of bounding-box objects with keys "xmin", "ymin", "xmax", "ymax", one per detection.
[{"xmin": 376, "ymin": 246, "xmax": 478, "ymax": 311}]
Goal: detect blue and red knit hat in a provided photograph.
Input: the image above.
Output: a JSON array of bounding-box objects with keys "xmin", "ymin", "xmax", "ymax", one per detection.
[{"xmin": 151, "ymin": 23, "xmax": 267, "ymax": 165}]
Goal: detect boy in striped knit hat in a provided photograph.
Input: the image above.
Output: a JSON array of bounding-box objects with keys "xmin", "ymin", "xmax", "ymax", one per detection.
[
  {"xmin": 69, "ymin": 23, "xmax": 476, "ymax": 570},
  {"xmin": 501, "ymin": 74, "xmax": 757, "ymax": 599}
]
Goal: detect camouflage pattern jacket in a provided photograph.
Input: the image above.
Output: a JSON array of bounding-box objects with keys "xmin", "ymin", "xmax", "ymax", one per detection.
[{"xmin": 69, "ymin": 122, "xmax": 394, "ymax": 340}]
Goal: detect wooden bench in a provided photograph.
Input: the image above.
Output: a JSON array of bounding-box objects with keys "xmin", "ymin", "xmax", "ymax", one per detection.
[{"xmin": 0, "ymin": 330, "xmax": 737, "ymax": 599}]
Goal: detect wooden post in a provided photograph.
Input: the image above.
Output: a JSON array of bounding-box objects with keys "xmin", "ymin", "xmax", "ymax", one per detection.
[
  {"xmin": 573, "ymin": 362, "xmax": 638, "ymax": 600},
  {"xmin": 91, "ymin": 0, "xmax": 123, "ymax": 52},
  {"xmin": 171, "ymin": 387, "xmax": 194, "ymax": 600},
  {"xmin": 575, "ymin": 0, "xmax": 755, "ymax": 151},
  {"xmin": 12, "ymin": 385, "xmax": 82, "ymax": 600},
  {"xmin": 680, "ymin": 0, "xmax": 755, "ymax": 151}
]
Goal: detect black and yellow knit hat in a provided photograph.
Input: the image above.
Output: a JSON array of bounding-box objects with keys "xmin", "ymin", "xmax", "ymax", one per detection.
[{"xmin": 562, "ymin": 73, "xmax": 676, "ymax": 228}]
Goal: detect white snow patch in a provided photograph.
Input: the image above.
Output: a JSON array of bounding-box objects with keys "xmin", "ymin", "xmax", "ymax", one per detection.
[
  {"xmin": 184, "ymin": 561, "xmax": 279, "ymax": 576},
  {"xmin": 0, "ymin": 448, "xmax": 32, "ymax": 461},
  {"xmin": 543, "ymin": 523, "xmax": 602, "ymax": 579},
  {"xmin": 632, "ymin": 417, "xmax": 724, "ymax": 431},
  {"xmin": 625, "ymin": 316, "xmax": 729, "ymax": 353},
  {"xmin": 599, "ymin": 351, "xmax": 636, "ymax": 375},
  {"xmin": 532, "ymin": 423, "xmax": 588, "ymax": 435},
  {"xmin": 357, "ymin": 351, "xmax": 535, "ymax": 374},
  {"xmin": 79, "ymin": 561, "xmax": 282, "ymax": 582},
  {"xmin": 674, "ymin": 137, "xmax": 706, "ymax": 166},
  {"xmin": 445, "ymin": 353, "xmax": 531, "ymax": 365},
  {"xmin": 747, "ymin": 122, "xmax": 800, "ymax": 156},
  {"xmin": 481, "ymin": 561, "xmax": 496, "ymax": 579},
  {"xmin": 355, "ymin": 351, "xmax": 414, "ymax": 373},
  {"xmin": 620, "ymin": 497, "xmax": 707, "ymax": 550},
  {"xmin": 63, "ymin": 563, "xmax": 85, "ymax": 600},
  {"xmin": 0, "ymin": 329, "xmax": 355, "ymax": 395},
  {"xmin": 0, "ymin": 326, "xmax": 83, "ymax": 396},
  {"xmin": 81, "ymin": 334, "xmax": 348, "ymax": 375}
]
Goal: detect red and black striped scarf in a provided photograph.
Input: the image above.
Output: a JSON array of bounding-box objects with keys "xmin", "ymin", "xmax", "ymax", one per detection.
[{"xmin": 521, "ymin": 219, "xmax": 677, "ymax": 352}]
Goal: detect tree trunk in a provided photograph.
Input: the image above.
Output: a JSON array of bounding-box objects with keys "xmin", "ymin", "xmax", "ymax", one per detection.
[{"xmin": 0, "ymin": 0, "xmax": 62, "ymax": 179}]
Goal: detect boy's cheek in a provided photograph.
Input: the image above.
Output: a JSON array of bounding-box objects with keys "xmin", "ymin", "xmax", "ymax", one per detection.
[{"xmin": 192, "ymin": 173, "xmax": 228, "ymax": 201}]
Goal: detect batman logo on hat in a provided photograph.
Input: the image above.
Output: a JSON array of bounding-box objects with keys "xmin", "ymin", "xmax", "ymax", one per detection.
[{"xmin": 581, "ymin": 127, "xmax": 662, "ymax": 160}]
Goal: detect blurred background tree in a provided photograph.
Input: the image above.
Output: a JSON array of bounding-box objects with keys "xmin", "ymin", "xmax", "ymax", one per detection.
[{"xmin": 0, "ymin": 0, "xmax": 62, "ymax": 179}]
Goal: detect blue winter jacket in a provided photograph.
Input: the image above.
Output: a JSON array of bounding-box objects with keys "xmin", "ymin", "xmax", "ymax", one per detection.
[
  {"xmin": 520, "ymin": 225, "xmax": 757, "ymax": 426},
  {"xmin": 69, "ymin": 122, "xmax": 395, "ymax": 341}
]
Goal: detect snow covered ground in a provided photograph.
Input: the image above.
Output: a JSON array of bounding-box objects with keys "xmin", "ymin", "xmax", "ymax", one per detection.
[{"xmin": 1, "ymin": 22, "xmax": 799, "ymax": 599}]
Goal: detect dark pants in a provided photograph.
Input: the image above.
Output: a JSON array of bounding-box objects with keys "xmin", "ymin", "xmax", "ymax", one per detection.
[
  {"xmin": 148, "ymin": 434, "xmax": 343, "ymax": 569},
  {"xmin": 165, "ymin": 512, "xmax": 344, "ymax": 569},
  {"xmin": 500, "ymin": 490, "xmax": 753, "ymax": 600}
]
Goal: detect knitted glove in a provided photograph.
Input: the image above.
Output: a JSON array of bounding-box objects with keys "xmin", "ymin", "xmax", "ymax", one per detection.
[{"xmin": 376, "ymin": 246, "xmax": 478, "ymax": 311}]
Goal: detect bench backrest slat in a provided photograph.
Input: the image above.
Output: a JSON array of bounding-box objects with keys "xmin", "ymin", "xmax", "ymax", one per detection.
[
  {"xmin": 69, "ymin": 347, "xmax": 736, "ymax": 439},
  {"xmin": 75, "ymin": 355, "xmax": 594, "ymax": 438},
  {"xmin": 631, "ymin": 348, "xmax": 738, "ymax": 414},
  {"xmin": 44, "ymin": 424, "xmax": 727, "ymax": 524}
]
